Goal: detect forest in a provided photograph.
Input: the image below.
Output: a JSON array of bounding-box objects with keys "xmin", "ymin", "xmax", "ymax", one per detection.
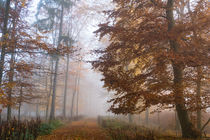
[{"xmin": 0, "ymin": 0, "xmax": 209, "ymax": 140}]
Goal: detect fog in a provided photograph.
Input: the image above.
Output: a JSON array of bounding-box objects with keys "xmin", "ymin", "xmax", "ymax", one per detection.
[{"xmin": 0, "ymin": 0, "xmax": 209, "ymax": 139}]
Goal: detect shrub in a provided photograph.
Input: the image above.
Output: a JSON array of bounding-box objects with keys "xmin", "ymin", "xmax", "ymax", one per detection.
[
  {"xmin": 38, "ymin": 120, "xmax": 63, "ymax": 136},
  {"xmin": 0, "ymin": 118, "xmax": 41, "ymax": 140}
]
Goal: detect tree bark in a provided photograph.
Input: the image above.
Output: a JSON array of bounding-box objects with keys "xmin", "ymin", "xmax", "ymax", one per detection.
[
  {"xmin": 196, "ymin": 67, "xmax": 202, "ymax": 130},
  {"xmin": 175, "ymin": 111, "xmax": 180, "ymax": 132},
  {"xmin": 166, "ymin": 0, "xmax": 200, "ymax": 138}
]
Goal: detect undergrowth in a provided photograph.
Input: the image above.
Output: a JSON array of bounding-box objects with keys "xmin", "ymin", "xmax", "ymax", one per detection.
[
  {"xmin": 98, "ymin": 116, "xmax": 206, "ymax": 140},
  {"xmin": 38, "ymin": 120, "xmax": 63, "ymax": 136}
]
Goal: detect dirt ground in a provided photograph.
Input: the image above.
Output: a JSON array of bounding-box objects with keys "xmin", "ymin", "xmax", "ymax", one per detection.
[{"xmin": 37, "ymin": 119, "xmax": 110, "ymax": 140}]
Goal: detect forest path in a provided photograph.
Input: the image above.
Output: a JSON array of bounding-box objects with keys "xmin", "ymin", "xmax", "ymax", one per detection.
[{"xmin": 37, "ymin": 118, "xmax": 110, "ymax": 140}]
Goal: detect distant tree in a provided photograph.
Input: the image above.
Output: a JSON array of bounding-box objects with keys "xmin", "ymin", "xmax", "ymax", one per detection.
[
  {"xmin": 93, "ymin": 0, "xmax": 209, "ymax": 138},
  {"xmin": 0, "ymin": 0, "xmax": 66, "ymax": 121},
  {"xmin": 36, "ymin": 0, "xmax": 74, "ymax": 121},
  {"xmin": 0, "ymin": 0, "xmax": 10, "ymax": 86}
]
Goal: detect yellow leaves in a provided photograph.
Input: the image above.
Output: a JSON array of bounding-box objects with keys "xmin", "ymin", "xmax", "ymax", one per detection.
[
  {"xmin": 36, "ymin": 36, "xmax": 42, "ymax": 41},
  {"xmin": 20, "ymin": 0, "xmax": 27, "ymax": 7},
  {"xmin": 7, "ymin": 82, "xmax": 16, "ymax": 89}
]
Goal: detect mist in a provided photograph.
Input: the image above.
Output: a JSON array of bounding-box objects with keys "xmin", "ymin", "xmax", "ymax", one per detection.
[{"xmin": 0, "ymin": 0, "xmax": 209, "ymax": 139}]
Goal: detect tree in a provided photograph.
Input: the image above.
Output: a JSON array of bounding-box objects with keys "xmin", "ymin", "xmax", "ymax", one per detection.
[
  {"xmin": 70, "ymin": 61, "xmax": 81, "ymax": 118},
  {"xmin": 36, "ymin": 0, "xmax": 74, "ymax": 120},
  {"xmin": 0, "ymin": 0, "xmax": 63, "ymax": 121},
  {"xmin": 93, "ymin": 0, "xmax": 209, "ymax": 138},
  {"xmin": 0, "ymin": 0, "xmax": 11, "ymax": 85}
]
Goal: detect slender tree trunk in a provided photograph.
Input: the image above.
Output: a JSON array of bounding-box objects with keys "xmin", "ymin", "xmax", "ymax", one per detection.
[
  {"xmin": 157, "ymin": 111, "xmax": 160, "ymax": 126},
  {"xmin": 7, "ymin": 50, "xmax": 14, "ymax": 121},
  {"xmin": 166, "ymin": 0, "xmax": 200, "ymax": 138},
  {"xmin": 50, "ymin": 58, "xmax": 59, "ymax": 120},
  {"xmin": 44, "ymin": 64, "xmax": 48, "ymax": 120},
  {"xmin": 7, "ymin": 1, "xmax": 18, "ymax": 121},
  {"xmin": 49, "ymin": 0, "xmax": 64, "ymax": 121},
  {"xmin": 71, "ymin": 74, "xmax": 78, "ymax": 118},
  {"xmin": 46, "ymin": 58, "xmax": 53, "ymax": 120},
  {"xmin": 0, "ymin": 0, "xmax": 11, "ymax": 85},
  {"xmin": 63, "ymin": 54, "xmax": 70, "ymax": 118},
  {"xmin": 18, "ymin": 86, "xmax": 23, "ymax": 122},
  {"xmin": 36, "ymin": 101, "xmax": 39, "ymax": 118},
  {"xmin": 0, "ymin": 0, "xmax": 11, "ymax": 121},
  {"xmin": 18, "ymin": 102, "xmax": 21, "ymax": 121},
  {"xmin": 76, "ymin": 62, "xmax": 81, "ymax": 117},
  {"xmin": 128, "ymin": 114, "xmax": 132, "ymax": 123},
  {"xmin": 145, "ymin": 108, "xmax": 149, "ymax": 126},
  {"xmin": 196, "ymin": 67, "xmax": 202, "ymax": 130}
]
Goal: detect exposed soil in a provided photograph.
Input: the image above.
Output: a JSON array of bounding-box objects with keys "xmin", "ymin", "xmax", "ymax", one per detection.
[{"xmin": 37, "ymin": 119, "xmax": 110, "ymax": 140}]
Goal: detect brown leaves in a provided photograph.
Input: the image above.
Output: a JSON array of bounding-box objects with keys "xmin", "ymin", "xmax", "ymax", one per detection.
[{"xmin": 92, "ymin": 0, "xmax": 209, "ymax": 114}]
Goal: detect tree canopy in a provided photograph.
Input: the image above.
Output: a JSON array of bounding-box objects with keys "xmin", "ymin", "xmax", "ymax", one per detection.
[{"xmin": 93, "ymin": 0, "xmax": 209, "ymax": 138}]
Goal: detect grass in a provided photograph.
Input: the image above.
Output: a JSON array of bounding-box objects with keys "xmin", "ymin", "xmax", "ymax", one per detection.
[{"xmin": 98, "ymin": 117, "xmax": 206, "ymax": 140}]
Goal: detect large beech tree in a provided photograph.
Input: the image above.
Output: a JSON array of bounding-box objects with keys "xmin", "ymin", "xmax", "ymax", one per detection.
[{"xmin": 93, "ymin": 0, "xmax": 209, "ymax": 138}]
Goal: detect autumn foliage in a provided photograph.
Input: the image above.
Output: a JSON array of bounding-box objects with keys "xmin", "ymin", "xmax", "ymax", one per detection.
[{"xmin": 93, "ymin": 0, "xmax": 209, "ymax": 138}]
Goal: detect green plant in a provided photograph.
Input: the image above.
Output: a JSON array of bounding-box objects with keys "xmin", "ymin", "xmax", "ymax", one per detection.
[{"xmin": 38, "ymin": 120, "xmax": 63, "ymax": 136}]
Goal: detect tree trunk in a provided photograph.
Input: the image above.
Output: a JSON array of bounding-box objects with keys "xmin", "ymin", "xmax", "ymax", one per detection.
[
  {"xmin": 50, "ymin": 57, "xmax": 59, "ymax": 120},
  {"xmin": 7, "ymin": 50, "xmax": 14, "ymax": 121},
  {"xmin": 0, "ymin": 0, "xmax": 11, "ymax": 121},
  {"xmin": 196, "ymin": 67, "xmax": 202, "ymax": 130},
  {"xmin": 128, "ymin": 114, "xmax": 132, "ymax": 123},
  {"xmin": 0, "ymin": 0, "xmax": 11, "ymax": 85},
  {"xmin": 145, "ymin": 108, "xmax": 149, "ymax": 126},
  {"xmin": 71, "ymin": 74, "xmax": 78, "ymax": 118},
  {"xmin": 166, "ymin": 0, "xmax": 200, "ymax": 138},
  {"xmin": 63, "ymin": 54, "xmax": 70, "ymax": 118},
  {"xmin": 18, "ymin": 86, "xmax": 23, "ymax": 122},
  {"xmin": 157, "ymin": 111, "xmax": 160, "ymax": 126},
  {"xmin": 7, "ymin": 1, "xmax": 18, "ymax": 121},
  {"xmin": 46, "ymin": 58, "xmax": 53, "ymax": 120},
  {"xmin": 49, "ymin": 0, "xmax": 64, "ymax": 121},
  {"xmin": 18, "ymin": 102, "xmax": 21, "ymax": 122},
  {"xmin": 76, "ymin": 62, "xmax": 81, "ymax": 117},
  {"xmin": 36, "ymin": 102, "xmax": 39, "ymax": 118},
  {"xmin": 175, "ymin": 111, "xmax": 181, "ymax": 133}
]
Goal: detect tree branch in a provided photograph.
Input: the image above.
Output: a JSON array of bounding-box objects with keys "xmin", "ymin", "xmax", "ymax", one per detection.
[
  {"xmin": 150, "ymin": 0, "xmax": 166, "ymax": 8},
  {"xmin": 201, "ymin": 118, "xmax": 210, "ymax": 132}
]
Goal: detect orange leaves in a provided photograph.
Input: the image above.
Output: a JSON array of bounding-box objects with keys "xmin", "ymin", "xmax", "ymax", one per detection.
[{"xmin": 92, "ymin": 0, "xmax": 209, "ymax": 115}]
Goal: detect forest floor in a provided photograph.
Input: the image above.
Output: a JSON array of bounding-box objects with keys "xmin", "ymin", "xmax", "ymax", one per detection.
[{"xmin": 37, "ymin": 118, "xmax": 110, "ymax": 140}]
